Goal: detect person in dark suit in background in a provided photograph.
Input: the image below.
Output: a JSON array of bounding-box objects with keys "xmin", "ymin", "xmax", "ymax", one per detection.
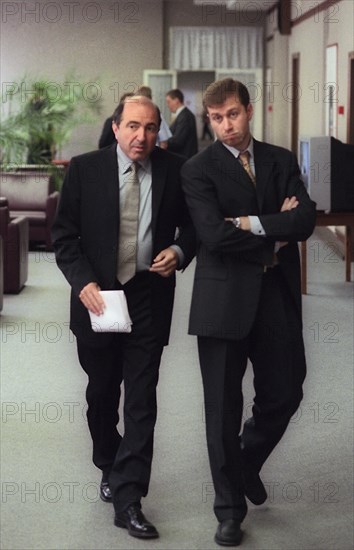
[
  {"xmin": 201, "ymin": 107, "xmax": 214, "ymax": 141},
  {"xmin": 98, "ymin": 93, "xmax": 134, "ymax": 149},
  {"xmin": 98, "ymin": 115, "xmax": 115, "ymax": 148},
  {"xmin": 52, "ymin": 96, "xmax": 195, "ymax": 541},
  {"xmin": 181, "ymin": 78, "xmax": 316, "ymax": 547},
  {"xmin": 165, "ymin": 88, "xmax": 198, "ymax": 158}
]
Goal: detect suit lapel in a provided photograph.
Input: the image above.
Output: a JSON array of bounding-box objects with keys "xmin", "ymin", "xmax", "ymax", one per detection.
[
  {"xmin": 253, "ymin": 139, "xmax": 274, "ymax": 212},
  {"xmin": 150, "ymin": 147, "xmax": 168, "ymax": 239},
  {"xmin": 99, "ymin": 144, "xmax": 120, "ymax": 234},
  {"xmin": 212, "ymin": 140, "xmax": 257, "ymax": 195},
  {"xmin": 86, "ymin": 144, "xmax": 119, "ymax": 207}
]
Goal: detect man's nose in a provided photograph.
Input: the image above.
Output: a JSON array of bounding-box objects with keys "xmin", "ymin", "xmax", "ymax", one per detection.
[
  {"xmin": 222, "ymin": 116, "xmax": 232, "ymax": 131},
  {"xmin": 136, "ymin": 127, "xmax": 146, "ymax": 141}
]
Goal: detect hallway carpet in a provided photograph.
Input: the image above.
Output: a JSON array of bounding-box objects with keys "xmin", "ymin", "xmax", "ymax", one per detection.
[{"xmin": 1, "ymin": 229, "xmax": 353, "ymax": 549}]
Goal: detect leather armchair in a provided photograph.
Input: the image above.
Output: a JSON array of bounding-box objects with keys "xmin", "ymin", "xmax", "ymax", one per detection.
[
  {"xmin": 0, "ymin": 237, "xmax": 3, "ymax": 311},
  {"xmin": 0, "ymin": 197, "xmax": 29, "ymax": 294},
  {"xmin": 0, "ymin": 171, "xmax": 59, "ymax": 250}
]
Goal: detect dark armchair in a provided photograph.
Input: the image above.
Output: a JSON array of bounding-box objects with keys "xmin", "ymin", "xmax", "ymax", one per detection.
[
  {"xmin": 0, "ymin": 197, "xmax": 29, "ymax": 294},
  {"xmin": 0, "ymin": 237, "xmax": 3, "ymax": 311},
  {"xmin": 0, "ymin": 171, "xmax": 59, "ymax": 250}
]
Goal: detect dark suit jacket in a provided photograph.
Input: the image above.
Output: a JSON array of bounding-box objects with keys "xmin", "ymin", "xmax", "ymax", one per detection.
[
  {"xmin": 52, "ymin": 144, "xmax": 195, "ymax": 347},
  {"xmin": 181, "ymin": 139, "xmax": 316, "ymax": 341},
  {"xmin": 98, "ymin": 117, "xmax": 115, "ymax": 149},
  {"xmin": 168, "ymin": 107, "xmax": 198, "ymax": 159}
]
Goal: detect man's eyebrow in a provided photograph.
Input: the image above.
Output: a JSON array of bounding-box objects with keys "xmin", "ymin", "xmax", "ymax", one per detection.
[
  {"xmin": 210, "ymin": 107, "xmax": 239, "ymax": 115},
  {"xmin": 125, "ymin": 119, "xmax": 158, "ymax": 127}
]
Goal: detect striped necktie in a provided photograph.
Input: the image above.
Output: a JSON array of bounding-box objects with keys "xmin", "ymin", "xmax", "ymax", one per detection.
[{"xmin": 239, "ymin": 151, "xmax": 256, "ymax": 185}]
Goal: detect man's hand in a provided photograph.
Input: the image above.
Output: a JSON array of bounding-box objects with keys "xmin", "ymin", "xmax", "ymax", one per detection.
[
  {"xmin": 278, "ymin": 196, "xmax": 299, "ymax": 249},
  {"xmin": 79, "ymin": 282, "xmax": 105, "ymax": 315},
  {"xmin": 149, "ymin": 247, "xmax": 179, "ymax": 277},
  {"xmin": 281, "ymin": 196, "xmax": 299, "ymax": 212},
  {"xmin": 239, "ymin": 216, "xmax": 251, "ymax": 230}
]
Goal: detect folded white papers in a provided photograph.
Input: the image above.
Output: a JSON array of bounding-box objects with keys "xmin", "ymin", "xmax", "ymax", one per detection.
[{"xmin": 89, "ymin": 290, "xmax": 132, "ymax": 333}]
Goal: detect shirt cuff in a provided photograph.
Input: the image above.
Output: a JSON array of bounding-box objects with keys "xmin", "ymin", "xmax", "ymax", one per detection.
[
  {"xmin": 274, "ymin": 241, "xmax": 281, "ymax": 253},
  {"xmin": 170, "ymin": 244, "xmax": 184, "ymax": 268},
  {"xmin": 249, "ymin": 216, "xmax": 266, "ymax": 236}
]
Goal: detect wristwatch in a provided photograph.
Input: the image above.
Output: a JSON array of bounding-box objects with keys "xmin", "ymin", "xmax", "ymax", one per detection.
[{"xmin": 232, "ymin": 217, "xmax": 241, "ymax": 229}]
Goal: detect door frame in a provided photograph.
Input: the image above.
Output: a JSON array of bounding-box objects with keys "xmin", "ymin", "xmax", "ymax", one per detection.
[{"xmin": 145, "ymin": 68, "xmax": 264, "ymax": 141}]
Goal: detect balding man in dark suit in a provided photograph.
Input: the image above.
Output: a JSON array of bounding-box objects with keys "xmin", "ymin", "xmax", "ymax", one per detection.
[{"xmin": 52, "ymin": 96, "xmax": 195, "ymax": 541}]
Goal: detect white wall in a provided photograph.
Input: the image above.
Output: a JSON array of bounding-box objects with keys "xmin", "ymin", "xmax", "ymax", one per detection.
[
  {"xmin": 1, "ymin": 0, "xmax": 163, "ymax": 157},
  {"xmin": 1, "ymin": 0, "xmax": 353, "ymax": 158},
  {"xmin": 265, "ymin": 33, "xmax": 289, "ymax": 148},
  {"xmin": 288, "ymin": 16, "xmax": 326, "ymax": 139},
  {"xmin": 266, "ymin": 0, "xmax": 353, "ymax": 148},
  {"xmin": 325, "ymin": 0, "xmax": 354, "ymax": 141},
  {"xmin": 289, "ymin": 0, "xmax": 353, "ymax": 143}
]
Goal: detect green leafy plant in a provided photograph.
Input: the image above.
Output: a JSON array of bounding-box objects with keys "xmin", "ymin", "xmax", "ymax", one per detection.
[{"xmin": 0, "ymin": 72, "xmax": 103, "ymax": 167}]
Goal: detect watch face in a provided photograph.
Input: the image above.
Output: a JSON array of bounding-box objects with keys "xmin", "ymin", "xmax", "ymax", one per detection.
[{"xmin": 233, "ymin": 217, "xmax": 240, "ymax": 228}]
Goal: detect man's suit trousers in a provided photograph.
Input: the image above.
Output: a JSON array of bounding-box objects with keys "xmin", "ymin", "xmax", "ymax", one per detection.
[
  {"xmin": 76, "ymin": 272, "xmax": 164, "ymax": 513},
  {"xmin": 197, "ymin": 266, "xmax": 306, "ymax": 521}
]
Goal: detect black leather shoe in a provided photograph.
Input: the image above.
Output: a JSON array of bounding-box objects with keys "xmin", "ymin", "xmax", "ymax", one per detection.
[
  {"xmin": 114, "ymin": 503, "xmax": 159, "ymax": 539},
  {"xmin": 242, "ymin": 467, "xmax": 267, "ymax": 505},
  {"xmin": 215, "ymin": 519, "xmax": 243, "ymax": 546},
  {"xmin": 99, "ymin": 479, "xmax": 112, "ymax": 503}
]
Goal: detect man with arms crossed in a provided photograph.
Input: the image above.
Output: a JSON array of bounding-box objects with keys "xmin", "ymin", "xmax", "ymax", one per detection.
[
  {"xmin": 181, "ymin": 79, "xmax": 316, "ymax": 546},
  {"xmin": 52, "ymin": 96, "xmax": 195, "ymax": 541}
]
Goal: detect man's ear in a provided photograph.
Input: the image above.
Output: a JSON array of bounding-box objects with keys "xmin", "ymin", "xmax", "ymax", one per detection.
[
  {"xmin": 112, "ymin": 121, "xmax": 119, "ymax": 140},
  {"xmin": 247, "ymin": 104, "xmax": 253, "ymax": 121}
]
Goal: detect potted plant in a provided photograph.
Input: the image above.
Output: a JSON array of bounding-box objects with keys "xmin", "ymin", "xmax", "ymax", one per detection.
[{"xmin": 0, "ymin": 72, "xmax": 103, "ymax": 187}]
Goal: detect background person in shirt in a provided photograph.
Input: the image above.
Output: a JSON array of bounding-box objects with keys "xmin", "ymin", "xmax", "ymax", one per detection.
[
  {"xmin": 52, "ymin": 95, "xmax": 195, "ymax": 541},
  {"xmin": 181, "ymin": 78, "xmax": 316, "ymax": 546}
]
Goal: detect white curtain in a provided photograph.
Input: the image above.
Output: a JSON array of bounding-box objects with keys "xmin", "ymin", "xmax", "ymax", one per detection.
[{"xmin": 169, "ymin": 27, "xmax": 263, "ymax": 70}]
